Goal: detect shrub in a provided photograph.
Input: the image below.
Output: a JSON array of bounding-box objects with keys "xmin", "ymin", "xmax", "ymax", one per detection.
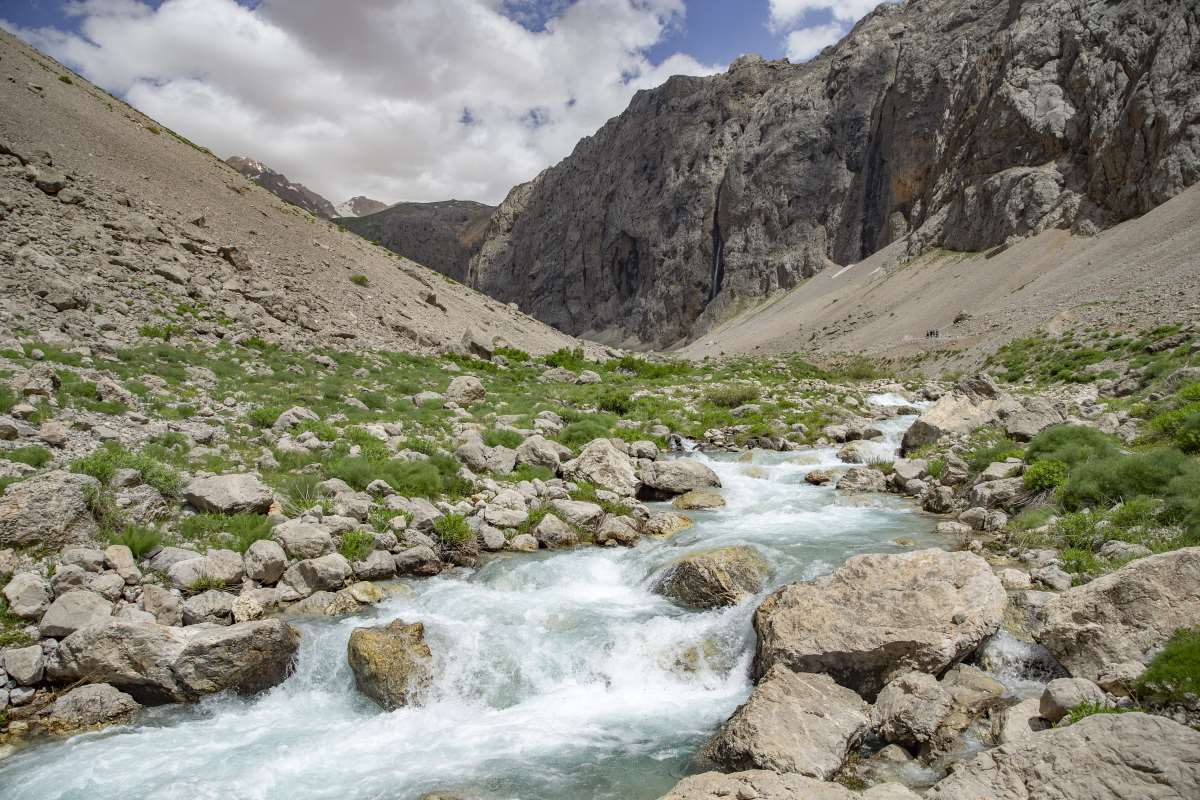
[
  {"xmin": 544, "ymin": 347, "xmax": 587, "ymax": 371},
  {"xmin": 71, "ymin": 443, "xmax": 183, "ymax": 496},
  {"xmin": 509, "ymin": 463, "xmax": 554, "ymax": 482},
  {"xmin": 1023, "ymin": 459, "xmax": 1068, "ymax": 492},
  {"xmin": 327, "ymin": 453, "xmax": 473, "ymax": 499},
  {"xmin": 964, "ymin": 432, "xmax": 1023, "ymax": 473},
  {"xmin": 178, "ymin": 513, "xmax": 273, "ymax": 552},
  {"xmin": 58, "ymin": 74, "xmax": 72, "ymax": 84},
  {"xmin": 0, "ymin": 385, "xmax": 14, "ymax": 415},
  {"xmin": 1009, "ymin": 506, "xmax": 1056, "ymax": 532},
  {"xmin": 613, "ymin": 355, "xmax": 690, "ymax": 379},
  {"xmin": 596, "ymin": 388, "xmax": 634, "ymax": 415},
  {"xmin": 5, "ymin": 446, "xmax": 52, "ymax": 468},
  {"xmin": 1135, "ymin": 627, "xmax": 1200, "ymax": 705},
  {"xmin": 434, "ymin": 512, "xmax": 472, "ymax": 547},
  {"xmin": 1060, "ymin": 448, "xmax": 1198, "ymax": 511},
  {"xmin": 1026, "ymin": 425, "xmax": 1121, "ymax": 468},
  {"xmin": 1063, "ymin": 702, "xmax": 1140, "ymax": 725},
  {"xmin": 558, "ymin": 418, "xmax": 613, "ymax": 451},
  {"xmin": 187, "ymin": 575, "xmax": 226, "ymax": 592},
  {"xmin": 350, "ymin": 274, "xmax": 370, "ymax": 287},
  {"xmin": 704, "ymin": 385, "xmax": 760, "ymax": 409},
  {"xmin": 276, "ymin": 474, "xmax": 329, "ymax": 517},
  {"xmin": 339, "ymin": 530, "xmax": 375, "ymax": 561},
  {"xmin": 927, "ymin": 458, "xmax": 946, "ymax": 480},
  {"xmin": 483, "ymin": 429, "xmax": 523, "ymax": 449},
  {"xmin": 247, "ymin": 404, "xmax": 289, "ymax": 429},
  {"xmin": 109, "ymin": 525, "xmax": 162, "ymax": 559},
  {"xmin": 493, "ymin": 346, "xmax": 531, "ymax": 363}
]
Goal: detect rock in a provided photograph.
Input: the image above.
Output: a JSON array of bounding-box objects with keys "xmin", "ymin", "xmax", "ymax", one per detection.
[
  {"xmin": 533, "ymin": 513, "xmax": 578, "ymax": 548},
  {"xmin": 347, "ymin": 620, "xmax": 432, "ymax": 710},
  {"xmin": 1032, "ymin": 563, "xmax": 1072, "ymax": 591},
  {"xmin": 927, "ymin": 713, "xmax": 1200, "ymax": 799},
  {"xmin": 515, "ymin": 434, "xmax": 564, "ymax": 470},
  {"xmin": 561, "ymin": 439, "xmax": 639, "ymax": 497},
  {"xmin": 653, "ymin": 546, "xmax": 769, "ymax": 609},
  {"xmin": 643, "ymin": 510, "xmax": 693, "ymax": 537},
  {"xmin": 0, "ymin": 470, "xmax": 99, "ymax": 548},
  {"xmin": 754, "ymin": 549, "xmax": 1006, "ymax": 698},
  {"xmin": 477, "ymin": 523, "xmax": 507, "ymax": 552},
  {"xmin": 2, "ymin": 572, "xmax": 52, "ymax": 619},
  {"xmin": 638, "ymin": 459, "xmax": 720, "ymax": 500},
  {"xmin": 594, "ymin": 515, "xmax": 640, "ymax": 547},
  {"xmin": 4, "ymin": 644, "xmax": 44, "ymax": 686},
  {"xmin": 167, "ymin": 550, "xmax": 245, "ymax": 590},
  {"xmin": 967, "ymin": 477, "xmax": 1026, "ymax": 511},
  {"xmin": 482, "ymin": 503, "xmax": 528, "ymax": 528},
  {"xmin": 507, "ymin": 533, "xmax": 539, "ymax": 552},
  {"xmin": 940, "ymin": 663, "xmax": 1005, "ymax": 712},
  {"xmin": 834, "ymin": 467, "xmax": 886, "ymax": 493},
  {"xmin": 48, "ymin": 683, "xmax": 141, "ymax": 733},
  {"xmin": 1098, "ymin": 540, "xmax": 1153, "ymax": 560},
  {"xmin": 991, "ymin": 697, "xmax": 1049, "ymax": 744},
  {"xmin": 548, "ymin": 499, "xmax": 604, "ymax": 529},
  {"xmin": 103, "ymin": 545, "xmax": 141, "ymax": 585},
  {"xmin": 52, "ymin": 619, "xmax": 300, "ymax": 705},
  {"xmin": 1095, "ymin": 661, "xmax": 1146, "ymax": 697},
  {"xmin": 183, "ymin": 473, "xmax": 274, "ymax": 514},
  {"xmin": 657, "ymin": 770, "xmax": 918, "ymax": 800},
  {"xmin": 140, "ymin": 584, "xmax": 182, "ymax": 626},
  {"xmin": 40, "ymin": 590, "xmax": 114, "ymax": 638},
  {"xmin": 444, "ymin": 375, "xmax": 485, "ymax": 405},
  {"xmin": 672, "ymin": 489, "xmax": 725, "ymax": 510},
  {"xmin": 182, "ymin": 589, "xmax": 234, "ymax": 626},
  {"xmin": 271, "ymin": 406, "xmax": 319, "ymax": 433},
  {"xmin": 394, "ymin": 545, "xmax": 442, "ymax": 575},
  {"xmin": 148, "ymin": 546, "xmax": 202, "ymax": 572},
  {"xmin": 61, "ymin": 547, "xmax": 106, "ymax": 572},
  {"xmin": 1040, "ymin": 677, "xmax": 1109, "ymax": 723},
  {"xmin": 272, "ymin": 519, "xmax": 333, "ymax": 560},
  {"xmin": 352, "ymin": 549, "xmax": 396, "ymax": 581},
  {"xmin": 901, "ymin": 393, "xmax": 1004, "ymax": 454},
  {"xmin": 872, "ymin": 671, "xmax": 953, "ymax": 748},
  {"xmin": 706, "ymin": 665, "xmax": 869, "ymax": 779},
  {"xmin": 281, "ymin": 553, "xmax": 352, "ymax": 597},
  {"xmin": 244, "ymin": 538, "xmax": 287, "ymax": 584},
  {"xmin": 805, "ymin": 470, "xmax": 832, "ymax": 485},
  {"xmin": 1034, "ymin": 548, "xmax": 1200, "ymax": 682},
  {"xmin": 998, "ymin": 567, "xmax": 1033, "ymax": 590}
]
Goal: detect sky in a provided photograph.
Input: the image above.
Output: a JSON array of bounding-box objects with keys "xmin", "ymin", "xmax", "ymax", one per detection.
[{"xmin": 0, "ymin": 0, "xmax": 891, "ymax": 206}]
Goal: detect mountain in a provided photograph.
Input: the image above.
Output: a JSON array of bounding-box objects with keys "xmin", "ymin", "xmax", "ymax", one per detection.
[
  {"xmin": 0, "ymin": 28, "xmax": 577, "ymax": 357},
  {"xmin": 335, "ymin": 196, "xmax": 388, "ymax": 218},
  {"xmin": 468, "ymin": 0, "xmax": 1200, "ymax": 350},
  {"xmin": 225, "ymin": 155, "xmax": 338, "ymax": 220},
  {"xmin": 338, "ymin": 200, "xmax": 496, "ymax": 282}
]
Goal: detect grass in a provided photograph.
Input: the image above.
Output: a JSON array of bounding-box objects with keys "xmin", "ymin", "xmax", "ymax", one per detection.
[
  {"xmin": 571, "ymin": 481, "xmax": 633, "ymax": 516},
  {"xmin": 0, "ymin": 597, "xmax": 35, "ymax": 648},
  {"xmin": 1023, "ymin": 459, "xmax": 1068, "ymax": 491},
  {"xmin": 350, "ymin": 274, "xmax": 370, "ymax": 287},
  {"xmin": 4, "ymin": 446, "xmax": 52, "ymax": 468},
  {"xmin": 964, "ymin": 428, "xmax": 1024, "ymax": 473},
  {"xmin": 339, "ymin": 530, "xmax": 376, "ymax": 561},
  {"xmin": 1026, "ymin": 425, "xmax": 1121, "ymax": 469},
  {"xmin": 187, "ymin": 575, "xmax": 227, "ymax": 592},
  {"xmin": 1135, "ymin": 627, "xmax": 1200, "ymax": 706},
  {"xmin": 72, "ymin": 443, "xmax": 185, "ymax": 496},
  {"xmin": 704, "ymin": 384, "xmax": 760, "ymax": 409},
  {"xmin": 1063, "ymin": 702, "xmax": 1140, "ymax": 725},
  {"xmin": 543, "ymin": 346, "xmax": 588, "ymax": 372},
  {"xmin": 483, "ymin": 428, "xmax": 523, "ymax": 449},
  {"xmin": 434, "ymin": 512, "xmax": 473, "ymax": 548},
  {"xmin": 178, "ymin": 513, "xmax": 273, "ymax": 552},
  {"xmin": 109, "ymin": 525, "xmax": 162, "ymax": 559}
]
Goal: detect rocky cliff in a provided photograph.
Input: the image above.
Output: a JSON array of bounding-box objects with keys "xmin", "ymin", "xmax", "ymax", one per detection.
[
  {"xmin": 335, "ymin": 196, "xmax": 388, "ymax": 218},
  {"xmin": 225, "ymin": 156, "xmax": 338, "ymax": 219},
  {"xmin": 340, "ymin": 200, "xmax": 496, "ymax": 282},
  {"xmin": 468, "ymin": 0, "xmax": 1200, "ymax": 348}
]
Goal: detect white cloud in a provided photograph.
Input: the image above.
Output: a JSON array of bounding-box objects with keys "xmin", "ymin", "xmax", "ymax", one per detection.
[
  {"xmin": 768, "ymin": 0, "xmax": 886, "ymax": 30},
  {"xmin": 784, "ymin": 23, "xmax": 846, "ymax": 62},
  {"xmin": 2, "ymin": 0, "xmax": 720, "ymax": 205}
]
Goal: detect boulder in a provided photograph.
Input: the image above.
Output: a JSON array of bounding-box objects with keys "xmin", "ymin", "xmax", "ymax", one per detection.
[
  {"xmin": 352, "ymin": 549, "xmax": 396, "ymax": 581},
  {"xmin": 244, "ymin": 538, "xmax": 288, "ymax": 584},
  {"xmin": 672, "ymin": 489, "xmax": 725, "ymax": 510},
  {"xmin": 444, "ymin": 375, "xmax": 485, "ymax": 405},
  {"xmin": 515, "ymin": 434, "xmax": 564, "ymax": 470},
  {"xmin": 4, "ymin": 644, "xmax": 44, "ymax": 685},
  {"xmin": 653, "ymin": 546, "xmax": 769, "ymax": 610},
  {"xmin": 40, "ymin": 590, "xmax": 114, "ymax": 638},
  {"xmin": 347, "ymin": 619, "xmax": 432, "ymax": 710},
  {"xmin": 548, "ymin": 499, "xmax": 604, "ymax": 529},
  {"xmin": 926, "ymin": 713, "xmax": 1200, "ymax": 799},
  {"xmin": 272, "ymin": 519, "xmax": 333, "ymax": 560},
  {"xmin": 1040, "ymin": 677, "xmax": 1109, "ymax": 723},
  {"xmin": 182, "ymin": 589, "xmax": 234, "ymax": 626},
  {"xmin": 901, "ymin": 390, "xmax": 1016, "ymax": 455},
  {"xmin": 643, "ymin": 511, "xmax": 693, "ymax": 537},
  {"xmin": 991, "ymin": 697, "xmax": 1049, "ymax": 744},
  {"xmin": 507, "ymin": 533, "xmax": 539, "ymax": 552},
  {"xmin": 103, "ymin": 544, "xmax": 141, "ymax": 585},
  {"xmin": 0, "ymin": 470, "xmax": 99, "ymax": 547},
  {"xmin": 753, "ymin": 549, "xmax": 1006, "ymax": 698},
  {"xmin": 47, "ymin": 683, "xmax": 141, "ymax": 733},
  {"xmin": 967, "ymin": 477, "xmax": 1027, "ymax": 511},
  {"xmin": 271, "ymin": 406, "xmax": 319, "ymax": 434},
  {"xmin": 2, "ymin": 572, "xmax": 52, "ymax": 619},
  {"xmin": 872, "ymin": 671, "xmax": 954, "ymax": 748},
  {"xmin": 834, "ymin": 467, "xmax": 887, "ymax": 493},
  {"xmin": 52, "ymin": 619, "xmax": 300, "ymax": 704},
  {"xmin": 167, "ymin": 549, "xmax": 245, "ymax": 590},
  {"xmin": 594, "ymin": 516, "xmax": 639, "ymax": 547},
  {"xmin": 183, "ymin": 473, "xmax": 274, "ymax": 514},
  {"xmin": 394, "ymin": 545, "xmax": 442, "ymax": 575},
  {"xmin": 533, "ymin": 513, "xmax": 578, "ymax": 549},
  {"xmin": 638, "ymin": 459, "xmax": 721, "ymax": 500},
  {"xmin": 61, "ymin": 547, "xmax": 106, "ymax": 572},
  {"xmin": 1033, "ymin": 548, "xmax": 1200, "ymax": 681},
  {"xmin": 562, "ymin": 439, "xmax": 639, "ymax": 497},
  {"xmin": 706, "ymin": 665, "xmax": 869, "ymax": 779},
  {"xmin": 657, "ymin": 771, "xmax": 918, "ymax": 800},
  {"xmin": 280, "ymin": 553, "xmax": 353, "ymax": 597},
  {"xmin": 140, "ymin": 584, "xmax": 182, "ymax": 626}
]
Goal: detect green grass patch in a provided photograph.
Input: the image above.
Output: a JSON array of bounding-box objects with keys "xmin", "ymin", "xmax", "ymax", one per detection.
[
  {"xmin": 1135, "ymin": 627, "xmax": 1200, "ymax": 706},
  {"xmin": 109, "ymin": 525, "xmax": 162, "ymax": 559},
  {"xmin": 5, "ymin": 446, "xmax": 52, "ymax": 468},
  {"xmin": 349, "ymin": 274, "xmax": 370, "ymax": 287},
  {"xmin": 483, "ymin": 428, "xmax": 524, "ymax": 449},
  {"xmin": 71, "ymin": 443, "xmax": 184, "ymax": 496},
  {"xmin": 704, "ymin": 384, "xmax": 760, "ymax": 409},
  {"xmin": 434, "ymin": 512, "xmax": 473, "ymax": 547},
  {"xmin": 339, "ymin": 530, "xmax": 375, "ymax": 561},
  {"xmin": 1063, "ymin": 702, "xmax": 1140, "ymax": 725},
  {"xmin": 177, "ymin": 513, "xmax": 273, "ymax": 552}
]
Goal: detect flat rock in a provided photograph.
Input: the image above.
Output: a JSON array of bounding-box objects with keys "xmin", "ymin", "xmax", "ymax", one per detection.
[
  {"xmin": 0, "ymin": 470, "xmax": 99, "ymax": 548},
  {"xmin": 40, "ymin": 590, "xmax": 114, "ymax": 638},
  {"xmin": 183, "ymin": 473, "xmax": 274, "ymax": 514},
  {"xmin": 657, "ymin": 770, "xmax": 918, "ymax": 800},
  {"xmin": 638, "ymin": 459, "xmax": 720, "ymax": 499}
]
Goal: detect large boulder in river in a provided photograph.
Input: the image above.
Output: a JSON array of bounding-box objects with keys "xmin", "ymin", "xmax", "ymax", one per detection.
[
  {"xmin": 638, "ymin": 459, "xmax": 721, "ymax": 500},
  {"xmin": 653, "ymin": 546, "xmax": 769, "ymax": 609},
  {"xmin": 871, "ymin": 671, "xmax": 954, "ymax": 748},
  {"xmin": 753, "ymin": 549, "xmax": 1006, "ymax": 698},
  {"xmin": 561, "ymin": 438, "xmax": 639, "ymax": 497},
  {"xmin": 925, "ymin": 713, "xmax": 1200, "ymax": 799},
  {"xmin": 658, "ymin": 771, "xmax": 918, "ymax": 800},
  {"xmin": 183, "ymin": 473, "xmax": 274, "ymax": 514},
  {"xmin": 51, "ymin": 619, "xmax": 300, "ymax": 704},
  {"xmin": 47, "ymin": 683, "xmax": 141, "ymax": 733},
  {"xmin": 0, "ymin": 470, "xmax": 99, "ymax": 548},
  {"xmin": 1033, "ymin": 548, "xmax": 1200, "ymax": 682},
  {"xmin": 347, "ymin": 619, "xmax": 432, "ymax": 710},
  {"xmin": 706, "ymin": 665, "xmax": 870, "ymax": 779}
]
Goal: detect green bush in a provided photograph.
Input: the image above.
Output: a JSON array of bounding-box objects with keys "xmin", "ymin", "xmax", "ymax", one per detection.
[
  {"xmin": 544, "ymin": 347, "xmax": 587, "ymax": 371},
  {"xmin": 1135, "ymin": 627, "xmax": 1200, "ymax": 705},
  {"xmin": 434, "ymin": 512, "xmax": 473, "ymax": 547},
  {"xmin": 964, "ymin": 432, "xmax": 1023, "ymax": 473},
  {"xmin": 339, "ymin": 530, "xmax": 375, "ymax": 561},
  {"xmin": 493, "ymin": 347, "xmax": 531, "ymax": 363},
  {"xmin": 1026, "ymin": 425, "xmax": 1121, "ymax": 468},
  {"xmin": 926, "ymin": 458, "xmax": 946, "ymax": 480},
  {"xmin": 349, "ymin": 274, "xmax": 370, "ymax": 287},
  {"xmin": 1023, "ymin": 459, "xmax": 1068, "ymax": 492},
  {"xmin": 276, "ymin": 473, "xmax": 329, "ymax": 517},
  {"xmin": 704, "ymin": 385, "xmax": 760, "ymax": 409},
  {"xmin": 178, "ymin": 513, "xmax": 273, "ymax": 552},
  {"xmin": 558, "ymin": 418, "xmax": 613, "ymax": 451},
  {"xmin": 327, "ymin": 453, "xmax": 473, "ymax": 499},
  {"xmin": 109, "ymin": 525, "xmax": 162, "ymax": 559},
  {"xmin": 1061, "ymin": 448, "xmax": 1197, "ymax": 511},
  {"xmin": 613, "ymin": 355, "xmax": 691, "ymax": 379},
  {"xmin": 1063, "ymin": 702, "xmax": 1140, "ymax": 725},
  {"xmin": 187, "ymin": 575, "xmax": 226, "ymax": 592},
  {"xmin": 483, "ymin": 429, "xmax": 523, "ymax": 449},
  {"xmin": 596, "ymin": 388, "xmax": 634, "ymax": 415},
  {"xmin": 508, "ymin": 464, "xmax": 554, "ymax": 482},
  {"xmin": 5, "ymin": 446, "xmax": 52, "ymax": 468},
  {"xmin": 247, "ymin": 404, "xmax": 289, "ymax": 429},
  {"xmin": 71, "ymin": 443, "xmax": 184, "ymax": 496}
]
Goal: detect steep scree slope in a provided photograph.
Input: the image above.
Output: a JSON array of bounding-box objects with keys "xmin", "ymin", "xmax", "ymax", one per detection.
[{"xmin": 469, "ymin": 0, "xmax": 1199, "ymax": 349}]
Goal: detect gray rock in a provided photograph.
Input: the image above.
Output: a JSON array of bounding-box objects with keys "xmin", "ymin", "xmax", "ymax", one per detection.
[
  {"xmin": 104, "ymin": 544, "xmax": 141, "ymax": 585},
  {"xmin": 4, "ymin": 644, "xmax": 44, "ymax": 685},
  {"xmin": 507, "ymin": 533, "xmax": 538, "ymax": 552},
  {"xmin": 653, "ymin": 546, "xmax": 769, "ymax": 609},
  {"xmin": 182, "ymin": 589, "xmax": 234, "ymax": 626},
  {"xmin": 60, "ymin": 547, "xmax": 106, "ymax": 572},
  {"xmin": 272, "ymin": 519, "xmax": 333, "ymax": 560},
  {"xmin": 394, "ymin": 545, "xmax": 442, "ymax": 575},
  {"xmin": 183, "ymin": 473, "xmax": 274, "ymax": 514},
  {"xmin": 515, "ymin": 434, "xmax": 565, "ymax": 470},
  {"xmin": 1098, "ymin": 539, "xmax": 1153, "ymax": 561},
  {"xmin": 548, "ymin": 499, "xmax": 604, "ymax": 529},
  {"xmin": 444, "ymin": 375, "xmax": 485, "ymax": 405},
  {"xmin": 148, "ymin": 546, "xmax": 202, "ymax": 572},
  {"xmin": 140, "ymin": 584, "xmax": 182, "ymax": 626},
  {"xmin": 271, "ymin": 406, "xmax": 319, "ymax": 433},
  {"xmin": 657, "ymin": 770, "xmax": 918, "ymax": 800},
  {"xmin": 1032, "ymin": 563, "xmax": 1072, "ymax": 591},
  {"xmin": 927, "ymin": 713, "xmax": 1200, "ymax": 799},
  {"xmin": 533, "ymin": 513, "xmax": 578, "ymax": 549},
  {"xmin": 2, "ymin": 572, "xmax": 52, "ymax": 619},
  {"xmin": 991, "ymin": 697, "xmax": 1049, "ymax": 744},
  {"xmin": 48, "ymin": 683, "xmax": 140, "ymax": 733},
  {"xmin": 754, "ymin": 549, "xmax": 1006, "ymax": 698},
  {"xmin": 594, "ymin": 515, "xmax": 639, "ymax": 547},
  {"xmin": 638, "ymin": 459, "xmax": 720, "ymax": 499},
  {"xmin": 835, "ymin": 467, "xmax": 887, "ymax": 493},
  {"xmin": 347, "ymin": 619, "xmax": 432, "ymax": 710},
  {"xmin": 167, "ymin": 550, "xmax": 245, "ymax": 591},
  {"xmin": 40, "ymin": 590, "xmax": 114, "ymax": 638},
  {"xmin": 872, "ymin": 671, "xmax": 953, "ymax": 748},
  {"xmin": 351, "ymin": 549, "xmax": 396, "ymax": 581},
  {"xmin": 244, "ymin": 538, "xmax": 287, "ymax": 584},
  {"xmin": 0, "ymin": 470, "xmax": 99, "ymax": 548},
  {"xmin": 1040, "ymin": 677, "xmax": 1109, "ymax": 723},
  {"xmin": 561, "ymin": 439, "xmax": 639, "ymax": 497},
  {"xmin": 1034, "ymin": 548, "xmax": 1200, "ymax": 682},
  {"xmin": 706, "ymin": 665, "xmax": 869, "ymax": 779},
  {"xmin": 281, "ymin": 553, "xmax": 352, "ymax": 597}
]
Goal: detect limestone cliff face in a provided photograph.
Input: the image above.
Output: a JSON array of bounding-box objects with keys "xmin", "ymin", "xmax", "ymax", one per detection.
[{"xmin": 468, "ymin": 0, "xmax": 1200, "ymax": 348}]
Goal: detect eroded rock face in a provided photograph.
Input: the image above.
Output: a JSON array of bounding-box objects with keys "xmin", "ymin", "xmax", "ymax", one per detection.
[
  {"xmin": 706, "ymin": 665, "xmax": 869, "ymax": 779},
  {"xmin": 469, "ymin": 0, "xmax": 1200, "ymax": 347},
  {"xmin": 925, "ymin": 713, "xmax": 1200, "ymax": 799},
  {"xmin": 0, "ymin": 470, "xmax": 99, "ymax": 548},
  {"xmin": 653, "ymin": 546, "xmax": 769, "ymax": 609},
  {"xmin": 753, "ymin": 549, "xmax": 1006, "ymax": 698},
  {"xmin": 346, "ymin": 619, "xmax": 432, "ymax": 710},
  {"xmin": 1034, "ymin": 548, "xmax": 1200, "ymax": 681}
]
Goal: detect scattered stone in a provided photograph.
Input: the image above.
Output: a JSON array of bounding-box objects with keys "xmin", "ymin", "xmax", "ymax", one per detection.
[
  {"xmin": 2, "ymin": 572, "xmax": 52, "ymax": 619},
  {"xmin": 244, "ymin": 538, "xmax": 288, "ymax": 584},
  {"xmin": 562, "ymin": 438, "xmax": 639, "ymax": 497},
  {"xmin": 990, "ymin": 697, "xmax": 1049, "ymax": 744},
  {"xmin": 4, "ymin": 645, "xmax": 45, "ymax": 686},
  {"xmin": 0, "ymin": 470, "xmax": 99, "ymax": 548},
  {"xmin": 672, "ymin": 489, "xmax": 725, "ymax": 510},
  {"xmin": 1040, "ymin": 677, "xmax": 1109, "ymax": 723},
  {"xmin": 834, "ymin": 467, "xmax": 887, "ymax": 493},
  {"xmin": 872, "ymin": 671, "xmax": 953, "ymax": 748},
  {"xmin": 643, "ymin": 511, "xmax": 693, "ymax": 537},
  {"xmin": 444, "ymin": 375, "xmax": 486, "ymax": 405},
  {"xmin": 533, "ymin": 513, "xmax": 578, "ymax": 549}
]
